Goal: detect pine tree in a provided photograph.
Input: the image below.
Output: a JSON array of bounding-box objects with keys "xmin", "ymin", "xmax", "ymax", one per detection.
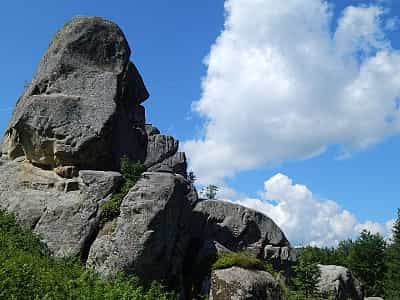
[
  {"xmin": 347, "ymin": 230, "xmax": 386, "ymax": 297},
  {"xmin": 384, "ymin": 209, "xmax": 400, "ymax": 299},
  {"xmin": 188, "ymin": 171, "xmax": 196, "ymax": 184},
  {"xmin": 204, "ymin": 184, "xmax": 218, "ymax": 200},
  {"xmin": 292, "ymin": 247, "xmax": 321, "ymax": 298}
]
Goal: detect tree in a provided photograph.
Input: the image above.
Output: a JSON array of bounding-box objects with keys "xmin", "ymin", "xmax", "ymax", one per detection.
[
  {"xmin": 204, "ymin": 184, "xmax": 218, "ymax": 200},
  {"xmin": 292, "ymin": 247, "xmax": 321, "ymax": 299},
  {"xmin": 384, "ymin": 209, "xmax": 400, "ymax": 299},
  {"xmin": 188, "ymin": 171, "xmax": 196, "ymax": 184},
  {"xmin": 347, "ymin": 230, "xmax": 386, "ymax": 297}
]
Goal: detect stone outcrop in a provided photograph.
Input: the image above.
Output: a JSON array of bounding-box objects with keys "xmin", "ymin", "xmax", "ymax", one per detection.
[
  {"xmin": 207, "ymin": 267, "xmax": 286, "ymax": 300},
  {"xmin": 144, "ymin": 127, "xmax": 187, "ymax": 177},
  {"xmin": 2, "ymin": 16, "xmax": 148, "ymax": 170},
  {"xmin": 87, "ymin": 172, "xmax": 198, "ymax": 288},
  {"xmin": 0, "ymin": 156, "xmax": 122, "ymax": 257},
  {"xmin": 191, "ymin": 200, "xmax": 295, "ymax": 265},
  {"xmin": 317, "ymin": 264, "xmax": 364, "ymax": 300},
  {"xmin": 0, "ymin": 16, "xmax": 298, "ymax": 300}
]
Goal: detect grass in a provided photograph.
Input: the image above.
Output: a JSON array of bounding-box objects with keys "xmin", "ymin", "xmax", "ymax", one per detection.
[
  {"xmin": 100, "ymin": 157, "xmax": 146, "ymax": 226},
  {"xmin": 211, "ymin": 251, "xmax": 266, "ymax": 271},
  {"xmin": 0, "ymin": 209, "xmax": 176, "ymax": 300}
]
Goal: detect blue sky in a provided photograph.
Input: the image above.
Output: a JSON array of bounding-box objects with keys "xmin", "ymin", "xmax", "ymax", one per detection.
[{"xmin": 1, "ymin": 0, "xmax": 399, "ymax": 246}]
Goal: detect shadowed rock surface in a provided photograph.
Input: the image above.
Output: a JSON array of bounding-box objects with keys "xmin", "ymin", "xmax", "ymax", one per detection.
[
  {"xmin": 317, "ymin": 264, "xmax": 363, "ymax": 300},
  {"xmin": 192, "ymin": 200, "xmax": 293, "ymax": 260},
  {"xmin": 2, "ymin": 16, "xmax": 148, "ymax": 170},
  {"xmin": 87, "ymin": 172, "xmax": 198, "ymax": 288},
  {"xmin": 207, "ymin": 267, "xmax": 286, "ymax": 300}
]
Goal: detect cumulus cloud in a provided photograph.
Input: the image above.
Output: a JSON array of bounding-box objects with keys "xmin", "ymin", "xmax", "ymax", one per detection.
[
  {"xmin": 183, "ymin": 0, "xmax": 400, "ymax": 184},
  {"xmin": 230, "ymin": 173, "xmax": 392, "ymax": 247}
]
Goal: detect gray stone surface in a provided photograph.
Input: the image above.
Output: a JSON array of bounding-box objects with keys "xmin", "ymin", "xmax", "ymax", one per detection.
[
  {"xmin": 2, "ymin": 16, "xmax": 148, "ymax": 170},
  {"xmin": 208, "ymin": 267, "xmax": 286, "ymax": 300},
  {"xmin": 87, "ymin": 172, "xmax": 198, "ymax": 286},
  {"xmin": 192, "ymin": 200, "xmax": 290, "ymax": 257},
  {"xmin": 144, "ymin": 134, "xmax": 179, "ymax": 168},
  {"xmin": 148, "ymin": 151, "xmax": 187, "ymax": 177},
  {"xmin": 317, "ymin": 264, "xmax": 363, "ymax": 300},
  {"xmin": 145, "ymin": 124, "xmax": 160, "ymax": 136},
  {"xmin": 0, "ymin": 157, "xmax": 121, "ymax": 257}
]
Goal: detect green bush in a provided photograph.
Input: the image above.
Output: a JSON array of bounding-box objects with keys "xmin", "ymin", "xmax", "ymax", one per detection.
[
  {"xmin": 0, "ymin": 210, "xmax": 175, "ymax": 299},
  {"xmin": 211, "ymin": 251, "xmax": 265, "ymax": 271},
  {"xmin": 100, "ymin": 157, "xmax": 146, "ymax": 225}
]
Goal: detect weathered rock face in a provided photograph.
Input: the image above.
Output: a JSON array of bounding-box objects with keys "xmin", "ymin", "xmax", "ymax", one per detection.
[
  {"xmin": 144, "ymin": 128, "xmax": 187, "ymax": 177},
  {"xmin": 184, "ymin": 200, "xmax": 295, "ymax": 297},
  {"xmin": 87, "ymin": 172, "xmax": 198, "ymax": 287},
  {"xmin": 0, "ymin": 16, "xmax": 298, "ymax": 299},
  {"xmin": 0, "ymin": 156, "xmax": 122, "ymax": 257},
  {"xmin": 2, "ymin": 16, "xmax": 148, "ymax": 170},
  {"xmin": 317, "ymin": 264, "xmax": 363, "ymax": 300},
  {"xmin": 207, "ymin": 267, "xmax": 286, "ymax": 300},
  {"xmin": 192, "ymin": 200, "xmax": 293, "ymax": 260}
]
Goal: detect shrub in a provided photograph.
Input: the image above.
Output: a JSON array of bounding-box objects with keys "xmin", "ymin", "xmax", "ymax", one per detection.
[
  {"xmin": 211, "ymin": 251, "xmax": 265, "ymax": 271},
  {"xmin": 100, "ymin": 157, "xmax": 146, "ymax": 225},
  {"xmin": 0, "ymin": 210, "xmax": 175, "ymax": 299}
]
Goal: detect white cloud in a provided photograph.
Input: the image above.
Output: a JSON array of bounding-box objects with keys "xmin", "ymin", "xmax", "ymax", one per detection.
[
  {"xmin": 230, "ymin": 173, "xmax": 391, "ymax": 247},
  {"xmin": 183, "ymin": 0, "xmax": 400, "ymax": 184}
]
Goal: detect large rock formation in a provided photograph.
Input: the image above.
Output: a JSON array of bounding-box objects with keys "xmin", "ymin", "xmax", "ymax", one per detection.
[
  {"xmin": 191, "ymin": 200, "xmax": 295, "ymax": 267},
  {"xmin": 0, "ymin": 16, "xmax": 296, "ymax": 300},
  {"xmin": 87, "ymin": 172, "xmax": 197, "ymax": 288},
  {"xmin": 317, "ymin": 264, "xmax": 363, "ymax": 300},
  {"xmin": 207, "ymin": 267, "xmax": 286, "ymax": 300},
  {"xmin": 2, "ymin": 16, "xmax": 148, "ymax": 170},
  {"xmin": 0, "ymin": 157, "xmax": 122, "ymax": 257}
]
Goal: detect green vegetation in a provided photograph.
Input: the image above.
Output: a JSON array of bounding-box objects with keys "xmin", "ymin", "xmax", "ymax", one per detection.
[
  {"xmin": 294, "ymin": 232, "xmax": 387, "ymax": 298},
  {"xmin": 385, "ymin": 209, "xmax": 400, "ymax": 299},
  {"xmin": 291, "ymin": 248, "xmax": 321, "ymax": 299},
  {"xmin": 0, "ymin": 210, "xmax": 176, "ymax": 299},
  {"xmin": 100, "ymin": 157, "xmax": 146, "ymax": 225},
  {"xmin": 204, "ymin": 184, "xmax": 218, "ymax": 200},
  {"xmin": 347, "ymin": 230, "xmax": 386, "ymax": 296},
  {"xmin": 188, "ymin": 171, "xmax": 196, "ymax": 184},
  {"xmin": 211, "ymin": 251, "xmax": 265, "ymax": 271}
]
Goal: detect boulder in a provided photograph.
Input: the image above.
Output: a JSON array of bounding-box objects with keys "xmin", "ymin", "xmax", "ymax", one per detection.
[
  {"xmin": 144, "ymin": 134, "xmax": 179, "ymax": 167},
  {"xmin": 87, "ymin": 172, "xmax": 198, "ymax": 288},
  {"xmin": 0, "ymin": 157, "xmax": 122, "ymax": 257},
  {"xmin": 192, "ymin": 200, "xmax": 291, "ymax": 258},
  {"xmin": 317, "ymin": 264, "xmax": 363, "ymax": 300},
  {"xmin": 2, "ymin": 16, "xmax": 149, "ymax": 170},
  {"xmin": 145, "ymin": 124, "xmax": 160, "ymax": 136},
  {"xmin": 148, "ymin": 151, "xmax": 187, "ymax": 177},
  {"xmin": 207, "ymin": 267, "xmax": 286, "ymax": 300}
]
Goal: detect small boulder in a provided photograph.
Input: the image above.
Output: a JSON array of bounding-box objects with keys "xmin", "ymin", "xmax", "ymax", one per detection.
[
  {"xmin": 145, "ymin": 124, "xmax": 161, "ymax": 136},
  {"xmin": 148, "ymin": 151, "xmax": 187, "ymax": 177},
  {"xmin": 144, "ymin": 134, "xmax": 179, "ymax": 168},
  {"xmin": 55, "ymin": 166, "xmax": 78, "ymax": 178},
  {"xmin": 317, "ymin": 264, "xmax": 363, "ymax": 300},
  {"xmin": 208, "ymin": 267, "xmax": 286, "ymax": 300}
]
